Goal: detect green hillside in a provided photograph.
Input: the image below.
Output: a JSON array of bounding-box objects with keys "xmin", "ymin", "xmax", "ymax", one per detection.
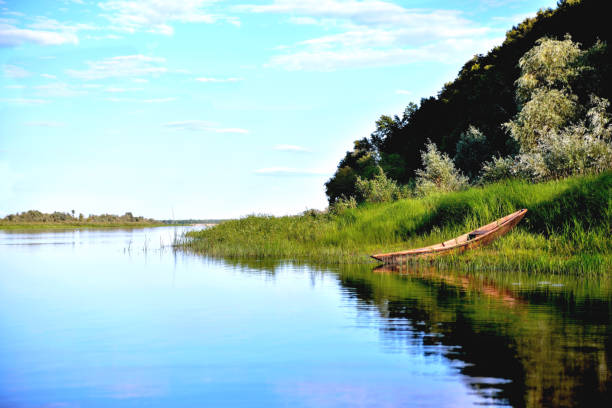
[
  {"xmin": 183, "ymin": 172, "xmax": 611, "ymax": 274},
  {"xmin": 325, "ymin": 0, "xmax": 612, "ymax": 203}
]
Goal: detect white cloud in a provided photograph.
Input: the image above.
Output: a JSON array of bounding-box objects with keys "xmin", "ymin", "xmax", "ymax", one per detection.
[
  {"xmin": 254, "ymin": 167, "xmax": 330, "ymax": 176},
  {"xmin": 299, "ymin": 28, "xmax": 396, "ymax": 48},
  {"xmin": 85, "ymin": 34, "xmax": 122, "ymax": 40},
  {"xmin": 5, "ymin": 84, "xmax": 25, "ymax": 89},
  {"xmin": 34, "ymin": 82, "xmax": 85, "ymax": 97},
  {"xmin": 24, "ymin": 121, "xmax": 65, "ymax": 127},
  {"xmin": 269, "ymin": 37, "xmax": 503, "ymax": 71},
  {"xmin": 195, "ymin": 77, "xmax": 243, "ymax": 83},
  {"xmin": 67, "ymin": 55, "xmax": 166, "ymax": 80},
  {"xmin": 104, "ymin": 86, "xmax": 143, "ymax": 93},
  {"xmin": 142, "ymin": 97, "xmax": 176, "ymax": 103},
  {"xmin": 105, "ymin": 96, "xmax": 176, "ymax": 103},
  {"xmin": 132, "ymin": 78, "xmax": 149, "ymax": 83},
  {"xmin": 2, "ymin": 11, "xmax": 25, "ymax": 17},
  {"xmin": 27, "ymin": 16, "xmax": 97, "ymax": 33},
  {"xmin": 105, "ymin": 97, "xmax": 129, "ymax": 102},
  {"xmin": 0, "ymin": 98, "xmax": 49, "ymax": 105},
  {"xmin": 239, "ymin": 0, "xmax": 500, "ymax": 71},
  {"xmin": 3, "ymin": 64, "xmax": 29, "ymax": 78},
  {"xmin": 210, "ymin": 128, "xmax": 249, "ymax": 134},
  {"xmin": 274, "ymin": 144, "xmax": 312, "ymax": 152},
  {"xmin": 162, "ymin": 120, "xmax": 249, "ymax": 134},
  {"xmin": 395, "ymin": 89, "xmax": 411, "ymax": 95},
  {"xmin": 237, "ymin": 0, "xmax": 403, "ymax": 19},
  {"xmin": 0, "ymin": 23, "xmax": 79, "ymax": 47},
  {"xmin": 238, "ymin": 0, "xmax": 484, "ymax": 32},
  {"xmin": 97, "ymin": 0, "xmax": 230, "ymax": 35},
  {"xmin": 162, "ymin": 120, "xmax": 215, "ymax": 131},
  {"xmin": 490, "ymin": 12, "xmax": 538, "ymax": 26},
  {"xmin": 288, "ymin": 16, "xmax": 319, "ymax": 25},
  {"xmin": 40, "ymin": 73, "xmax": 57, "ymax": 79}
]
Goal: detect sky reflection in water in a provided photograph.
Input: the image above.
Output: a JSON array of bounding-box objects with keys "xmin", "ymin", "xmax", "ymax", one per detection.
[{"xmin": 0, "ymin": 227, "xmax": 610, "ymax": 407}]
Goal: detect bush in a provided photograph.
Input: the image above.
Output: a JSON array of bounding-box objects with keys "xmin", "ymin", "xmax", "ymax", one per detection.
[
  {"xmin": 415, "ymin": 142, "xmax": 469, "ymax": 196},
  {"xmin": 495, "ymin": 95, "xmax": 612, "ymax": 182},
  {"xmin": 454, "ymin": 126, "xmax": 490, "ymax": 180},
  {"xmin": 303, "ymin": 208, "xmax": 327, "ymax": 219},
  {"xmin": 513, "ymin": 152, "xmax": 550, "ymax": 181},
  {"xmin": 329, "ymin": 195, "xmax": 358, "ymax": 215},
  {"xmin": 480, "ymin": 156, "xmax": 516, "ymax": 183},
  {"xmin": 355, "ymin": 166, "xmax": 410, "ymax": 203}
]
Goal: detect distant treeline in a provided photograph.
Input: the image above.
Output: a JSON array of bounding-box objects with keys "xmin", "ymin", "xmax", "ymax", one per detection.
[
  {"xmin": 160, "ymin": 219, "xmax": 227, "ymax": 225},
  {"xmin": 1, "ymin": 210, "xmax": 157, "ymax": 224}
]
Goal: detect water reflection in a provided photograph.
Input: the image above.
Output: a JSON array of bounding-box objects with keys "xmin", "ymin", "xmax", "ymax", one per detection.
[
  {"xmin": 338, "ymin": 265, "xmax": 612, "ymax": 407},
  {"xmin": 0, "ymin": 227, "xmax": 611, "ymax": 407},
  {"xmin": 166, "ymin": 253, "xmax": 612, "ymax": 406}
]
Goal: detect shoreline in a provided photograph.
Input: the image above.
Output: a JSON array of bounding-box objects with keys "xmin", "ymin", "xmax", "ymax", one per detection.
[
  {"xmin": 0, "ymin": 222, "xmax": 173, "ymax": 230},
  {"xmin": 180, "ymin": 172, "xmax": 611, "ymax": 274}
]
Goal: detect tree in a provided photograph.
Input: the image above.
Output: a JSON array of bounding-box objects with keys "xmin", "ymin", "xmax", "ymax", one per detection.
[
  {"xmin": 323, "ymin": 0, "xmax": 612, "ymax": 202},
  {"xmin": 504, "ymin": 36, "xmax": 585, "ymax": 152},
  {"xmin": 514, "ymin": 35, "xmax": 584, "ymax": 104},
  {"xmin": 454, "ymin": 126, "xmax": 491, "ymax": 180},
  {"xmin": 503, "ymin": 36, "xmax": 612, "ymax": 180}
]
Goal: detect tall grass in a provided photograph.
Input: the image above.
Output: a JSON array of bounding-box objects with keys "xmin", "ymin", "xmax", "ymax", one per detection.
[{"xmin": 181, "ymin": 172, "xmax": 611, "ymax": 273}]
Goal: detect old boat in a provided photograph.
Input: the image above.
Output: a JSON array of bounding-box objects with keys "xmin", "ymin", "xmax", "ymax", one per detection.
[{"xmin": 371, "ymin": 209, "xmax": 528, "ymax": 265}]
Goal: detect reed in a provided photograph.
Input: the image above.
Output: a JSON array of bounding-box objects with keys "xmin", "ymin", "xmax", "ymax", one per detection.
[{"xmin": 181, "ymin": 172, "xmax": 611, "ymax": 274}]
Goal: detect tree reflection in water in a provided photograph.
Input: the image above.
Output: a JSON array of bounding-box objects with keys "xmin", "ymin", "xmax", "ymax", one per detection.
[
  {"xmin": 339, "ymin": 265, "xmax": 612, "ymax": 408},
  {"xmin": 209, "ymin": 256, "xmax": 611, "ymax": 407}
]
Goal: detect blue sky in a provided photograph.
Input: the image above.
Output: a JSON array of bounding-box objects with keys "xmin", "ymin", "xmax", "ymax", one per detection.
[{"xmin": 0, "ymin": 0, "xmax": 557, "ymax": 219}]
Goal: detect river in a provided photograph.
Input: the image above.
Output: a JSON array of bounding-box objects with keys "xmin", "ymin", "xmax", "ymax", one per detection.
[{"xmin": 0, "ymin": 226, "xmax": 610, "ymax": 407}]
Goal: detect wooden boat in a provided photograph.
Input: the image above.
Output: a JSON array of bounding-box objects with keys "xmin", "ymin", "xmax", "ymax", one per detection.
[{"xmin": 371, "ymin": 209, "xmax": 527, "ymax": 265}]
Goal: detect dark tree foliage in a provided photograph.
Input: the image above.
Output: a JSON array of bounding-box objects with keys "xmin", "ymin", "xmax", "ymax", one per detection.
[
  {"xmin": 325, "ymin": 0, "xmax": 612, "ymax": 204},
  {"xmin": 325, "ymin": 138, "xmax": 378, "ymax": 204}
]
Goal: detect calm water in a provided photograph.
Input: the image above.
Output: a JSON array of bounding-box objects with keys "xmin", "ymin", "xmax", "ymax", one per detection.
[{"xmin": 0, "ymin": 227, "xmax": 610, "ymax": 407}]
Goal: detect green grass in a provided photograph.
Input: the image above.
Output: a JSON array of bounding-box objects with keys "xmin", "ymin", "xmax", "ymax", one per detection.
[
  {"xmin": 181, "ymin": 172, "xmax": 612, "ymax": 274},
  {"xmin": 0, "ymin": 222, "xmax": 170, "ymax": 230}
]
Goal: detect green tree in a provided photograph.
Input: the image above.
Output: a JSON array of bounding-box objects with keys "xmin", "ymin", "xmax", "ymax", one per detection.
[
  {"xmin": 503, "ymin": 35, "xmax": 612, "ymax": 180},
  {"xmin": 454, "ymin": 126, "xmax": 491, "ymax": 180},
  {"xmin": 504, "ymin": 36, "xmax": 585, "ymax": 152},
  {"xmin": 325, "ymin": 139, "xmax": 378, "ymax": 204},
  {"xmin": 514, "ymin": 35, "xmax": 584, "ymax": 104}
]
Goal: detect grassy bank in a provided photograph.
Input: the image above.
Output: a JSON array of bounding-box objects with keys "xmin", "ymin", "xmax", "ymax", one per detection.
[
  {"xmin": 182, "ymin": 172, "xmax": 611, "ymax": 273},
  {"xmin": 0, "ymin": 222, "xmax": 169, "ymax": 230}
]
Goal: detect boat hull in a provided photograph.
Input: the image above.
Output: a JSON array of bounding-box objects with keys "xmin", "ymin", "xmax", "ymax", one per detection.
[{"xmin": 371, "ymin": 209, "xmax": 528, "ymax": 265}]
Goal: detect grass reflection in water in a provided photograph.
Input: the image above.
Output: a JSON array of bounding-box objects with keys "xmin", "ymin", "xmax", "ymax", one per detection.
[{"xmin": 333, "ymin": 264, "xmax": 612, "ymax": 408}]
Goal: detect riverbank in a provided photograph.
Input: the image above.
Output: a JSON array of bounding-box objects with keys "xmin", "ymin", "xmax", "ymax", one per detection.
[
  {"xmin": 182, "ymin": 172, "xmax": 611, "ymax": 274},
  {"xmin": 0, "ymin": 222, "xmax": 170, "ymax": 230}
]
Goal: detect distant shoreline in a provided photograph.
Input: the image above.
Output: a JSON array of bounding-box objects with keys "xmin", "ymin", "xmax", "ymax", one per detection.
[
  {"xmin": 0, "ymin": 222, "xmax": 170, "ymax": 230},
  {"xmin": 0, "ymin": 221, "xmax": 225, "ymax": 231}
]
